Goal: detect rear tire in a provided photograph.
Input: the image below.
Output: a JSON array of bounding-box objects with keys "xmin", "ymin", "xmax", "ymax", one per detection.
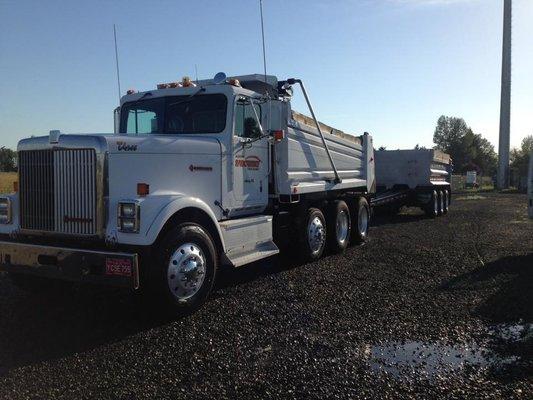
[
  {"xmin": 424, "ymin": 190, "xmax": 439, "ymax": 218},
  {"xmin": 327, "ymin": 200, "xmax": 351, "ymax": 253},
  {"xmin": 352, "ymin": 197, "xmax": 370, "ymax": 244},
  {"xmin": 154, "ymin": 223, "xmax": 217, "ymax": 316},
  {"xmin": 437, "ymin": 190, "xmax": 444, "ymax": 216},
  {"xmin": 297, "ymin": 207, "xmax": 327, "ymax": 262},
  {"xmin": 442, "ymin": 190, "xmax": 449, "ymax": 214}
]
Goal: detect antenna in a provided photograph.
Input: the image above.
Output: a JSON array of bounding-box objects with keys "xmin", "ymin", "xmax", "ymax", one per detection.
[
  {"xmin": 259, "ymin": 0, "xmax": 267, "ymax": 83},
  {"xmin": 195, "ymin": 64, "xmax": 199, "ymax": 84},
  {"xmin": 113, "ymin": 24, "xmax": 122, "ymax": 103}
]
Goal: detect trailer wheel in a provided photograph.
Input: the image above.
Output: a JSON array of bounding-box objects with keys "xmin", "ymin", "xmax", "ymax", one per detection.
[
  {"xmin": 352, "ymin": 197, "xmax": 370, "ymax": 244},
  {"xmin": 442, "ymin": 190, "xmax": 449, "ymax": 214},
  {"xmin": 155, "ymin": 223, "xmax": 217, "ymax": 316},
  {"xmin": 298, "ymin": 207, "xmax": 327, "ymax": 262},
  {"xmin": 437, "ymin": 191, "xmax": 445, "ymax": 215},
  {"xmin": 327, "ymin": 200, "xmax": 351, "ymax": 253},
  {"xmin": 424, "ymin": 190, "xmax": 439, "ymax": 218}
]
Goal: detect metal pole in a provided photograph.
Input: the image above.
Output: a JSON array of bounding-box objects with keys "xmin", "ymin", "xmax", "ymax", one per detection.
[
  {"xmin": 290, "ymin": 79, "xmax": 342, "ymax": 184},
  {"xmin": 497, "ymin": 0, "xmax": 512, "ymax": 189},
  {"xmin": 113, "ymin": 24, "xmax": 122, "ymax": 103},
  {"xmin": 259, "ymin": 0, "xmax": 267, "ymax": 83}
]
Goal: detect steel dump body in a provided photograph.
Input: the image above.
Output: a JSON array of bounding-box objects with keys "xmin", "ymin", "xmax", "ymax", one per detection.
[
  {"xmin": 274, "ymin": 110, "xmax": 375, "ymax": 196},
  {"xmin": 374, "ymin": 149, "xmax": 451, "ymax": 190}
]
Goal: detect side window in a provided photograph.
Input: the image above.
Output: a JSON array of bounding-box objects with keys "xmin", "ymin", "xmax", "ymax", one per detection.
[
  {"xmin": 126, "ymin": 109, "xmax": 158, "ymax": 134},
  {"xmin": 235, "ymin": 98, "xmax": 261, "ymax": 138}
]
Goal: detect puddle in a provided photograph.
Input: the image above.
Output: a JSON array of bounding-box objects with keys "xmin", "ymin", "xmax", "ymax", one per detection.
[
  {"xmin": 489, "ymin": 323, "xmax": 532, "ymax": 342},
  {"xmin": 365, "ymin": 340, "xmax": 518, "ymax": 379}
]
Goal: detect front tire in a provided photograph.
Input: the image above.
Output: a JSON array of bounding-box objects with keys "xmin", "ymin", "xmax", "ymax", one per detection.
[{"xmin": 155, "ymin": 223, "xmax": 217, "ymax": 316}]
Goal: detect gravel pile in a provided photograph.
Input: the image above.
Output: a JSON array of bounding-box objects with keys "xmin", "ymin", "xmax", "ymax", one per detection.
[{"xmin": 0, "ymin": 193, "xmax": 531, "ymax": 399}]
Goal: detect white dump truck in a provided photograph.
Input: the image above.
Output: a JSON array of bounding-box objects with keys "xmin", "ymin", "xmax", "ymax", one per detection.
[
  {"xmin": 0, "ymin": 73, "xmax": 450, "ymax": 314},
  {"xmin": 374, "ymin": 149, "xmax": 452, "ymax": 216}
]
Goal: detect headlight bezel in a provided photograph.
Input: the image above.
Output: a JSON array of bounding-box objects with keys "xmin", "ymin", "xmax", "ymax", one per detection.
[
  {"xmin": 117, "ymin": 200, "xmax": 140, "ymax": 233},
  {"xmin": 0, "ymin": 197, "xmax": 12, "ymax": 225}
]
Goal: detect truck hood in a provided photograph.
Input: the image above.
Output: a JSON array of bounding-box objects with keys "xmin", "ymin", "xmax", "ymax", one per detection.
[{"xmin": 18, "ymin": 133, "xmax": 222, "ymax": 155}]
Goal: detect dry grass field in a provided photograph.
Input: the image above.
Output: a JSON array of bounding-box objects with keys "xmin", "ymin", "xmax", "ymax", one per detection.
[{"xmin": 0, "ymin": 172, "xmax": 17, "ymax": 194}]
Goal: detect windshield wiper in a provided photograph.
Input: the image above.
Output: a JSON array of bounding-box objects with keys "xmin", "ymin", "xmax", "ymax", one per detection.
[{"xmin": 167, "ymin": 87, "xmax": 206, "ymax": 108}]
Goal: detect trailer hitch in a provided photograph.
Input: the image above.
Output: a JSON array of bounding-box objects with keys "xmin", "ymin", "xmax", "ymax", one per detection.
[{"xmin": 286, "ymin": 78, "xmax": 342, "ymax": 184}]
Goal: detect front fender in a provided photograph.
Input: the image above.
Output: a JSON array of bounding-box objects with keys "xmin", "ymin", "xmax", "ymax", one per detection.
[{"xmin": 112, "ymin": 195, "xmax": 225, "ymax": 250}]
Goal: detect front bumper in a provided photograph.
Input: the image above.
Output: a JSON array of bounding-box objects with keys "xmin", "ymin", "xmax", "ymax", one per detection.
[{"xmin": 0, "ymin": 241, "xmax": 139, "ymax": 289}]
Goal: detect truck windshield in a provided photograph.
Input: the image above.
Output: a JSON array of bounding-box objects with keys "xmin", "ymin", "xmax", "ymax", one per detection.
[{"xmin": 120, "ymin": 94, "xmax": 227, "ymax": 135}]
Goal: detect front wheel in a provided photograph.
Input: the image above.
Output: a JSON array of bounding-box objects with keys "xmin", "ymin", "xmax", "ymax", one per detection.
[{"xmin": 155, "ymin": 223, "xmax": 217, "ymax": 316}]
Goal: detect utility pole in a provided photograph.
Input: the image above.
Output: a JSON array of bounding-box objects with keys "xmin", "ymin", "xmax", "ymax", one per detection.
[{"xmin": 497, "ymin": 0, "xmax": 512, "ymax": 189}]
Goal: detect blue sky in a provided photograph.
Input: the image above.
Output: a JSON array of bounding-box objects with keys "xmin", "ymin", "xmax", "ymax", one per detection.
[{"xmin": 0, "ymin": 0, "xmax": 531, "ymax": 150}]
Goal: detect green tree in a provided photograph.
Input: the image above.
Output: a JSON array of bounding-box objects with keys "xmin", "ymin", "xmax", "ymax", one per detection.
[
  {"xmin": 0, "ymin": 147, "xmax": 17, "ymax": 172},
  {"xmin": 433, "ymin": 115, "xmax": 496, "ymax": 175},
  {"xmin": 510, "ymin": 135, "xmax": 533, "ymax": 177}
]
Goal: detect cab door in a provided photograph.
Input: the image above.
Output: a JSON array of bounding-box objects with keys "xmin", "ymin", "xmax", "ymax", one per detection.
[{"xmin": 231, "ymin": 96, "xmax": 269, "ymax": 215}]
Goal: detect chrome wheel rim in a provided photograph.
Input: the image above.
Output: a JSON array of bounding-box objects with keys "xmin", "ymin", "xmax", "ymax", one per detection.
[
  {"xmin": 308, "ymin": 216, "xmax": 325, "ymax": 254},
  {"xmin": 167, "ymin": 243, "xmax": 206, "ymax": 301},
  {"xmin": 336, "ymin": 210, "xmax": 349, "ymax": 245},
  {"xmin": 358, "ymin": 207, "xmax": 368, "ymax": 236}
]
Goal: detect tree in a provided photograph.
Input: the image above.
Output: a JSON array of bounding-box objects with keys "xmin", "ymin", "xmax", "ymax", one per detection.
[
  {"xmin": 0, "ymin": 147, "xmax": 17, "ymax": 172},
  {"xmin": 510, "ymin": 135, "xmax": 533, "ymax": 178},
  {"xmin": 433, "ymin": 115, "xmax": 497, "ymax": 175}
]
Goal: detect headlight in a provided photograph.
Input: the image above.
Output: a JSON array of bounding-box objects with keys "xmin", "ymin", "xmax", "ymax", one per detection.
[
  {"xmin": 0, "ymin": 197, "xmax": 12, "ymax": 224},
  {"xmin": 117, "ymin": 201, "xmax": 140, "ymax": 233}
]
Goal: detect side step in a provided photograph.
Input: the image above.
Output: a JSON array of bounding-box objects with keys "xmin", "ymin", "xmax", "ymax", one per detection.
[{"xmin": 219, "ymin": 215, "xmax": 279, "ymax": 267}]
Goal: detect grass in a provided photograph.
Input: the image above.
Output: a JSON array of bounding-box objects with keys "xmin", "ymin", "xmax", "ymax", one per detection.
[{"xmin": 0, "ymin": 172, "xmax": 17, "ymax": 194}]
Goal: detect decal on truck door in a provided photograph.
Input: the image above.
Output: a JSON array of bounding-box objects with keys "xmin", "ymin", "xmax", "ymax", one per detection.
[{"xmin": 235, "ymin": 155, "xmax": 261, "ymax": 170}]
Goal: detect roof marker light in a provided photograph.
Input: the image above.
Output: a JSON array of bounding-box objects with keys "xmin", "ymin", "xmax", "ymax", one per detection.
[
  {"xmin": 228, "ymin": 78, "xmax": 241, "ymax": 87},
  {"xmin": 126, "ymin": 89, "xmax": 136, "ymax": 94},
  {"xmin": 181, "ymin": 76, "xmax": 196, "ymax": 87}
]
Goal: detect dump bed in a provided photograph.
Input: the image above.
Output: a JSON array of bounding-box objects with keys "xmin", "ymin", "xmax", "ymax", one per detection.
[
  {"xmin": 274, "ymin": 110, "xmax": 375, "ymax": 196},
  {"xmin": 374, "ymin": 149, "xmax": 451, "ymax": 190}
]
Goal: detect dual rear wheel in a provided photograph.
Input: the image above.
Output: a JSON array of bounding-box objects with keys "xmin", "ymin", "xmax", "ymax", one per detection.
[
  {"xmin": 425, "ymin": 189, "xmax": 450, "ymax": 217},
  {"xmin": 297, "ymin": 197, "xmax": 370, "ymax": 262}
]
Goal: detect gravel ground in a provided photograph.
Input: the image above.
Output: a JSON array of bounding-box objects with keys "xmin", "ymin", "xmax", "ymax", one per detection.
[{"xmin": 0, "ymin": 193, "xmax": 531, "ymax": 399}]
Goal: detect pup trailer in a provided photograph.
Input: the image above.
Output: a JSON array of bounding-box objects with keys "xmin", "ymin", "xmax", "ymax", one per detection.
[{"xmin": 0, "ymin": 73, "xmax": 451, "ymax": 314}]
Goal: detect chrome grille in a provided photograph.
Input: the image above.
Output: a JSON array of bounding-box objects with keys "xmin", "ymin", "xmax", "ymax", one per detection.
[
  {"xmin": 19, "ymin": 148, "xmax": 98, "ymax": 235},
  {"xmin": 19, "ymin": 150, "xmax": 55, "ymax": 231}
]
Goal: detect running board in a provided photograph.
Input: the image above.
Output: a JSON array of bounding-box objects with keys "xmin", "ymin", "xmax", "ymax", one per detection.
[
  {"xmin": 219, "ymin": 215, "xmax": 280, "ymax": 267},
  {"xmin": 226, "ymin": 240, "xmax": 279, "ymax": 267}
]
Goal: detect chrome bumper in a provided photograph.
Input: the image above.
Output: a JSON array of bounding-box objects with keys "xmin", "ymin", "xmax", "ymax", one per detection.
[{"xmin": 0, "ymin": 241, "xmax": 139, "ymax": 289}]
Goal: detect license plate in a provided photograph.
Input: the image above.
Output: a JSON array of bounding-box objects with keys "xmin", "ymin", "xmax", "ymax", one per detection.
[{"xmin": 105, "ymin": 257, "xmax": 132, "ymax": 277}]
